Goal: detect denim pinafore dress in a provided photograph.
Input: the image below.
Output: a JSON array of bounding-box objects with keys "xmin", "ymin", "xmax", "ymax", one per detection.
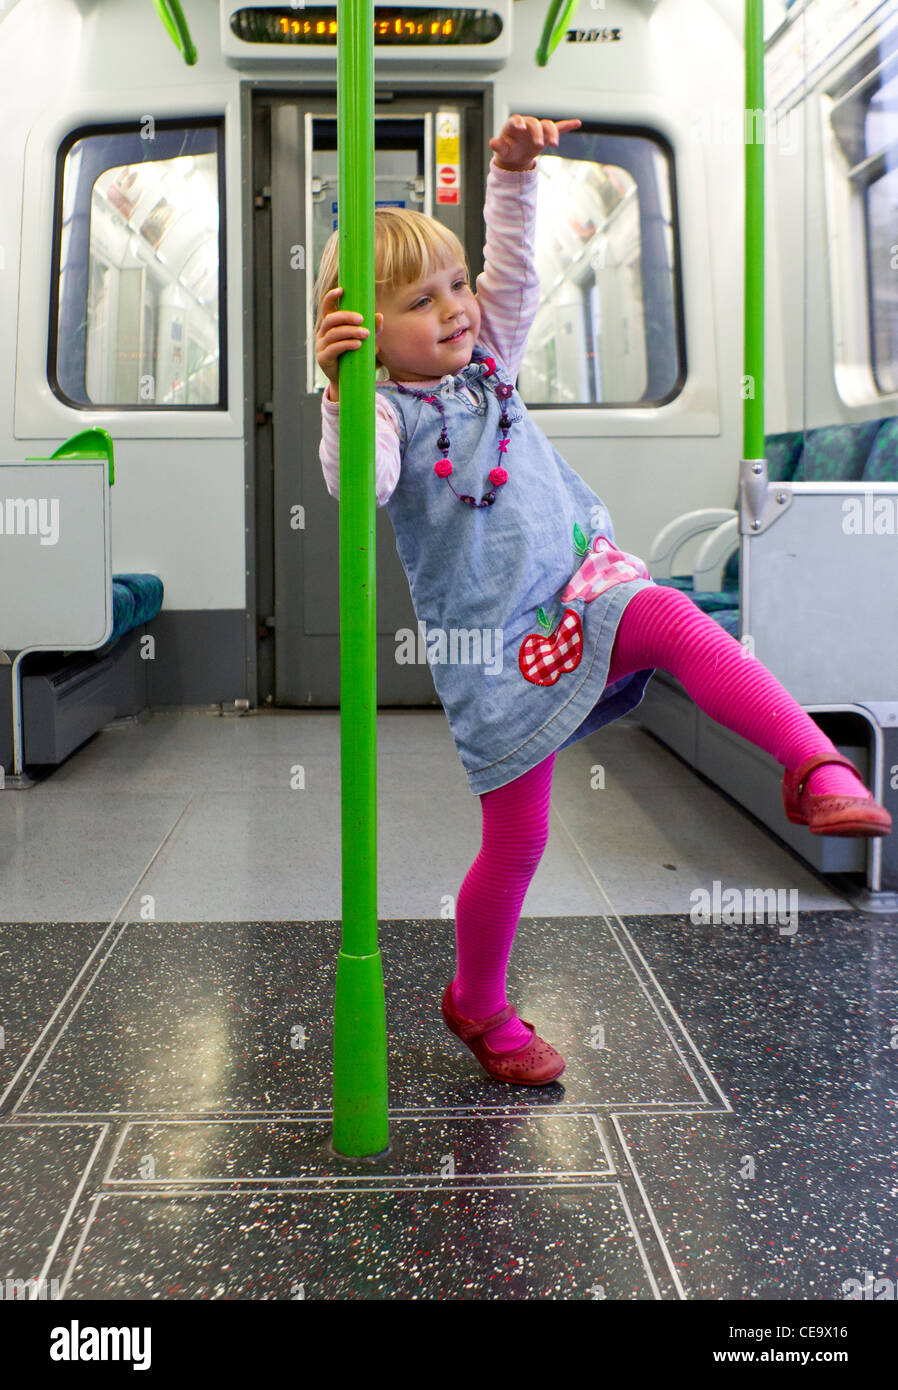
[{"xmin": 378, "ymin": 344, "xmax": 656, "ymax": 795}]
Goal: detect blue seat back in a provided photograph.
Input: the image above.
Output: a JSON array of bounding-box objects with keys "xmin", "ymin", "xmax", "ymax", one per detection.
[
  {"xmin": 792, "ymin": 421, "xmax": 884, "ymax": 481},
  {"xmin": 860, "ymin": 417, "xmax": 898, "ymax": 481},
  {"xmin": 765, "ymin": 430, "xmax": 804, "ymax": 482}
]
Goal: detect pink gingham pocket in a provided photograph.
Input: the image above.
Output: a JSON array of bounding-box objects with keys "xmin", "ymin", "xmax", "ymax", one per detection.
[{"xmin": 561, "ymin": 535, "xmax": 650, "ymax": 604}]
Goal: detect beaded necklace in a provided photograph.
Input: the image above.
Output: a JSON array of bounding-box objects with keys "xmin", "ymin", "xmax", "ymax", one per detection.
[{"xmin": 390, "ymin": 349, "xmax": 515, "ymax": 508}]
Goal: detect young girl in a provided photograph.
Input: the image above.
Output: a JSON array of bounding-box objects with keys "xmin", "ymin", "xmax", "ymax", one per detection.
[{"xmin": 314, "ymin": 114, "xmax": 891, "ymax": 1088}]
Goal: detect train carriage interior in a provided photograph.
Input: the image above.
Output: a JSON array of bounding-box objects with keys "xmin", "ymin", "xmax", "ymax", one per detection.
[{"xmin": 1, "ymin": 0, "xmax": 898, "ymax": 1317}]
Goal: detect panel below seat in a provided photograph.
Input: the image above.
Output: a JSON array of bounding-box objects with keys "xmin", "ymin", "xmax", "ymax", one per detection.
[{"xmin": 0, "ymin": 627, "xmax": 149, "ymax": 771}]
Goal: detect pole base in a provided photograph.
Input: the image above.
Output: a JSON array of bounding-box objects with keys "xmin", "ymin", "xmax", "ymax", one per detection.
[
  {"xmin": 324, "ymin": 1136, "xmax": 392, "ymax": 1163},
  {"xmin": 1, "ymin": 769, "xmax": 37, "ymax": 790},
  {"xmin": 332, "ymin": 947, "xmax": 390, "ymax": 1157}
]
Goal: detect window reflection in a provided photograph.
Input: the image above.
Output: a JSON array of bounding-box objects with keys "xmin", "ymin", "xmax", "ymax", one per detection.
[
  {"xmin": 53, "ymin": 125, "xmax": 223, "ymax": 408},
  {"xmin": 828, "ymin": 27, "xmax": 898, "ymax": 396},
  {"xmin": 519, "ymin": 131, "xmax": 683, "ymax": 407},
  {"xmin": 864, "ymin": 58, "xmax": 898, "ymax": 394}
]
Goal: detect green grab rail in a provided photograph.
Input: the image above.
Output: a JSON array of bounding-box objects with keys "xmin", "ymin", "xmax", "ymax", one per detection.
[
  {"xmin": 535, "ymin": 0, "xmax": 579, "ymax": 67},
  {"xmin": 744, "ymin": 0, "xmax": 764, "ymax": 463},
  {"xmin": 27, "ymin": 427, "xmax": 115, "ymax": 487},
  {"xmin": 331, "ymin": 0, "xmax": 390, "ymax": 1159},
  {"xmin": 152, "ymin": 0, "xmax": 198, "ymax": 64}
]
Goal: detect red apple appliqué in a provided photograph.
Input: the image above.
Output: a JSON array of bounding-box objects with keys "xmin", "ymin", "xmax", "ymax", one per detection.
[{"xmin": 519, "ymin": 608, "xmax": 583, "ymax": 686}]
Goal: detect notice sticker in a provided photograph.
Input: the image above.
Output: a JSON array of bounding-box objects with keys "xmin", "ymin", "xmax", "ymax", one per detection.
[{"xmin": 436, "ymin": 109, "xmax": 460, "ymax": 205}]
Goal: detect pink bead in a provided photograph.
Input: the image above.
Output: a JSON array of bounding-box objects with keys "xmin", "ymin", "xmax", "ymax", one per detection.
[
  {"xmin": 434, "ymin": 458, "xmax": 453, "ymax": 477},
  {"xmin": 489, "ymin": 466, "xmax": 508, "ymax": 485}
]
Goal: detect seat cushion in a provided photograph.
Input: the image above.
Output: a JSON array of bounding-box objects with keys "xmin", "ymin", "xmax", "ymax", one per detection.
[
  {"xmin": 101, "ymin": 574, "xmax": 164, "ymax": 649},
  {"xmin": 113, "ymin": 574, "xmax": 163, "ymax": 631}
]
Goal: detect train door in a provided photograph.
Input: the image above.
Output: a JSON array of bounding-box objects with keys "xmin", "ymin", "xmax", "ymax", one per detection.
[{"xmin": 252, "ymin": 90, "xmax": 486, "ymax": 706}]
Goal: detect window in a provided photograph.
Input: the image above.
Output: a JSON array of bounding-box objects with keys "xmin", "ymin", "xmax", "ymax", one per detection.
[
  {"xmin": 50, "ymin": 120, "xmax": 226, "ymax": 408},
  {"xmin": 829, "ymin": 25, "xmax": 898, "ymax": 395},
  {"xmin": 518, "ymin": 126, "xmax": 685, "ymax": 408},
  {"xmin": 864, "ymin": 48, "xmax": 898, "ymax": 395}
]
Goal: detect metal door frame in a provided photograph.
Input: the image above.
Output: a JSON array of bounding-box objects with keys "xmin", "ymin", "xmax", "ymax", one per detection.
[{"xmin": 244, "ymin": 82, "xmax": 491, "ymax": 708}]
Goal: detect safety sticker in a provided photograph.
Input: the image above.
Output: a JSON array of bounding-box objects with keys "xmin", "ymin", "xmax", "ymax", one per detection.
[{"xmin": 436, "ymin": 109, "xmax": 460, "ymax": 205}]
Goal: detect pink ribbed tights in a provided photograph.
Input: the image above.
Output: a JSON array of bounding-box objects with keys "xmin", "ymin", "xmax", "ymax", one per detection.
[{"xmin": 451, "ymin": 584, "xmax": 871, "ymax": 1052}]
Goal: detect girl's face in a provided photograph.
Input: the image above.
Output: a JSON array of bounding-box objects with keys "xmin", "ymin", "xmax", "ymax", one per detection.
[{"xmin": 374, "ymin": 260, "xmax": 481, "ymax": 382}]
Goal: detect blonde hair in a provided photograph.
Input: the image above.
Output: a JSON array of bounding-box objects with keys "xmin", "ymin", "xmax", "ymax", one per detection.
[{"xmin": 311, "ymin": 208, "xmax": 469, "ymax": 371}]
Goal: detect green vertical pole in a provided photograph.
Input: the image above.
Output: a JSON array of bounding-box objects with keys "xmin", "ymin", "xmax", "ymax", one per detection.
[
  {"xmin": 331, "ymin": 0, "xmax": 390, "ymax": 1158},
  {"xmin": 744, "ymin": 0, "xmax": 764, "ymax": 461}
]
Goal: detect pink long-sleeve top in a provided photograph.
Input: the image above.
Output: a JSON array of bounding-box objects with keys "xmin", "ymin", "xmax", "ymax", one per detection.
[{"xmin": 319, "ymin": 157, "xmax": 540, "ymax": 507}]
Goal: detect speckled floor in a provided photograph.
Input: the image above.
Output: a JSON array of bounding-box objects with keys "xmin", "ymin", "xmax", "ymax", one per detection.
[{"xmin": 1, "ymin": 710, "xmax": 896, "ymax": 1300}]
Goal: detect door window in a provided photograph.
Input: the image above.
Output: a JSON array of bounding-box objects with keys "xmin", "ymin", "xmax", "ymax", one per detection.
[{"xmin": 309, "ymin": 115, "xmax": 427, "ymax": 393}]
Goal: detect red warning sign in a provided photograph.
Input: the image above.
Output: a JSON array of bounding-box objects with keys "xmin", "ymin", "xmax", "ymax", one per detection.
[{"xmin": 437, "ymin": 163, "xmax": 459, "ymax": 204}]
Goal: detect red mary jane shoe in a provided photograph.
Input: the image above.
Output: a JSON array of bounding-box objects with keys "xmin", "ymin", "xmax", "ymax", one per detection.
[
  {"xmin": 441, "ymin": 982, "xmax": 565, "ymax": 1086},
  {"xmin": 782, "ymin": 752, "xmax": 892, "ymax": 837}
]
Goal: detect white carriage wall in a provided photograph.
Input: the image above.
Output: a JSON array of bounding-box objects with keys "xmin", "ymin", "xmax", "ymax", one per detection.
[
  {"xmin": 1, "ymin": 0, "xmax": 800, "ymax": 628},
  {"xmin": 4, "ymin": 0, "xmax": 246, "ymax": 617}
]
